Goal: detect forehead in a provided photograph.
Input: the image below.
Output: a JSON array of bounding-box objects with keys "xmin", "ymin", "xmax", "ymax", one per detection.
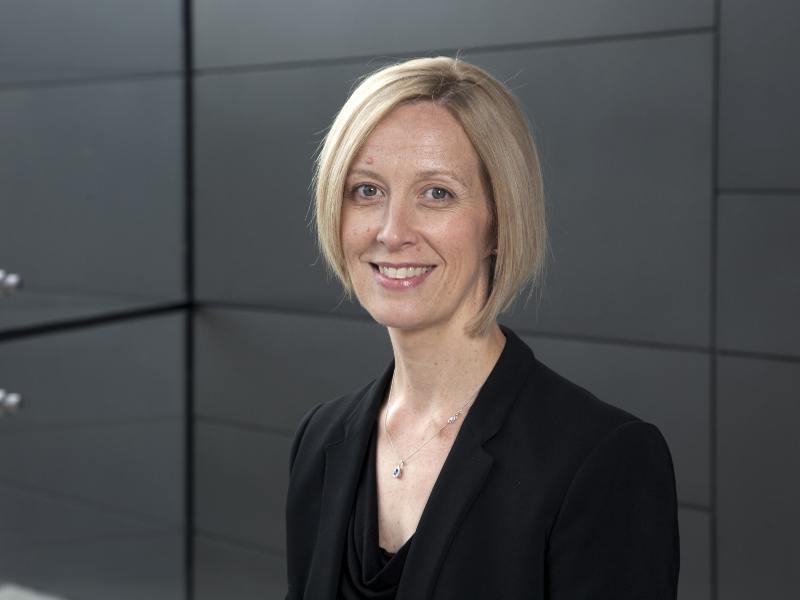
[{"xmin": 350, "ymin": 102, "xmax": 481, "ymax": 177}]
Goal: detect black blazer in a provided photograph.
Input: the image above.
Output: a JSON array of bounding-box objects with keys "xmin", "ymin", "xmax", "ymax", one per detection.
[{"xmin": 285, "ymin": 326, "xmax": 679, "ymax": 599}]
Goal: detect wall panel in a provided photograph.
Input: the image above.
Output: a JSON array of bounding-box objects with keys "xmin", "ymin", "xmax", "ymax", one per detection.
[
  {"xmin": 474, "ymin": 35, "xmax": 712, "ymax": 345},
  {"xmin": 0, "ymin": 0, "xmax": 182, "ymax": 84},
  {"xmin": 0, "ymin": 313, "xmax": 184, "ymax": 428},
  {"xmin": 0, "ymin": 420, "xmax": 184, "ymax": 526},
  {"xmin": 0, "ymin": 533, "xmax": 184, "ymax": 600},
  {"xmin": 194, "ymin": 0, "xmax": 713, "ymax": 69},
  {"xmin": 194, "ymin": 422, "xmax": 290, "ymax": 552},
  {"xmin": 718, "ymin": 0, "xmax": 800, "ymax": 188},
  {"xmin": 678, "ymin": 509, "xmax": 711, "ymax": 600},
  {"xmin": 194, "ymin": 537, "xmax": 286, "ymax": 600},
  {"xmin": 718, "ymin": 356, "xmax": 800, "ymax": 599},
  {"xmin": 718, "ymin": 194, "xmax": 800, "ymax": 357},
  {"xmin": 195, "ymin": 308, "xmax": 390, "ymax": 432},
  {"xmin": 0, "ymin": 79, "xmax": 184, "ymax": 300}
]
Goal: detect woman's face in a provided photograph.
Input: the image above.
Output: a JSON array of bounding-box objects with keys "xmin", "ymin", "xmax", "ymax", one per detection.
[{"xmin": 341, "ymin": 101, "xmax": 494, "ymax": 335}]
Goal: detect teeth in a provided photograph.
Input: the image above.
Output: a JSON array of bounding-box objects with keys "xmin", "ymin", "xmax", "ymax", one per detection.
[{"xmin": 378, "ymin": 265, "xmax": 433, "ymax": 279}]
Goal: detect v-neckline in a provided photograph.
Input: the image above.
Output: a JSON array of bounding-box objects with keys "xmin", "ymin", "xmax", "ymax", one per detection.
[{"xmin": 371, "ymin": 422, "xmax": 415, "ymax": 558}]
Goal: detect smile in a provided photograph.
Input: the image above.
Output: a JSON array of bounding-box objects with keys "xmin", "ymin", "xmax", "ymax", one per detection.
[
  {"xmin": 370, "ymin": 263, "xmax": 436, "ymax": 289},
  {"xmin": 377, "ymin": 265, "xmax": 434, "ymax": 279}
]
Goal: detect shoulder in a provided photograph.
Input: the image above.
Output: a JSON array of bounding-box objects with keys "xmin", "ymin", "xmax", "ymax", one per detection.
[
  {"xmin": 499, "ymin": 332, "xmax": 671, "ymax": 479},
  {"xmin": 534, "ymin": 365, "xmax": 674, "ymax": 489},
  {"xmin": 501, "ymin": 339, "xmax": 677, "ymax": 531},
  {"xmin": 496, "ymin": 326, "xmax": 644, "ymax": 444},
  {"xmin": 525, "ymin": 353, "xmax": 643, "ymax": 433}
]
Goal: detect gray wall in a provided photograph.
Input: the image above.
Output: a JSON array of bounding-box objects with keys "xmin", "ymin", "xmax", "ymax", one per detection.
[
  {"xmin": 715, "ymin": 0, "xmax": 800, "ymax": 597},
  {"xmin": 0, "ymin": 1, "xmax": 187, "ymax": 599},
  {"xmin": 193, "ymin": 1, "xmax": 798, "ymax": 599},
  {"xmin": 2, "ymin": 1, "xmax": 797, "ymax": 599}
]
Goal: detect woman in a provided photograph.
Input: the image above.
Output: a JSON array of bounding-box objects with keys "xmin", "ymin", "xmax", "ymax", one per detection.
[{"xmin": 286, "ymin": 56, "xmax": 679, "ymax": 599}]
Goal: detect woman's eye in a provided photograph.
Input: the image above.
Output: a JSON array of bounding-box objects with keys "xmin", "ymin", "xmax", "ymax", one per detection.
[
  {"xmin": 352, "ymin": 184, "xmax": 381, "ymax": 198},
  {"xmin": 348, "ymin": 184, "xmax": 451, "ymax": 201},
  {"xmin": 426, "ymin": 187, "xmax": 452, "ymax": 201}
]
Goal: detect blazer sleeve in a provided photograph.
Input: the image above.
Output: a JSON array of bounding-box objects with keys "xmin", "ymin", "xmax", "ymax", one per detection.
[
  {"xmin": 285, "ymin": 402, "xmax": 324, "ymax": 600},
  {"xmin": 546, "ymin": 420, "xmax": 680, "ymax": 599}
]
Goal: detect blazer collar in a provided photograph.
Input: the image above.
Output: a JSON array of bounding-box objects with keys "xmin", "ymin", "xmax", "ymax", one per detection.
[{"xmin": 304, "ymin": 325, "xmax": 535, "ymax": 600}]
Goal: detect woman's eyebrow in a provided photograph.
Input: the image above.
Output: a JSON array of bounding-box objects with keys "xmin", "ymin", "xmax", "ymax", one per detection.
[
  {"xmin": 416, "ymin": 169, "xmax": 470, "ymax": 189},
  {"xmin": 347, "ymin": 167, "xmax": 384, "ymax": 181},
  {"xmin": 347, "ymin": 167, "xmax": 470, "ymax": 188}
]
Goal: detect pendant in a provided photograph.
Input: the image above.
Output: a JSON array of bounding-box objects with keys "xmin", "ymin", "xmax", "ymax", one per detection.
[{"xmin": 392, "ymin": 460, "xmax": 404, "ymax": 479}]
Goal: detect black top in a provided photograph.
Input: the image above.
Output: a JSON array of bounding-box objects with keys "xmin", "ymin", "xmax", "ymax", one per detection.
[
  {"xmin": 286, "ymin": 325, "xmax": 679, "ymax": 599},
  {"xmin": 338, "ymin": 421, "xmax": 414, "ymax": 598}
]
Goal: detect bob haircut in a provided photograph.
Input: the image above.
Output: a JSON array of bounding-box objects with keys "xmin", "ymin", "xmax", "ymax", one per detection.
[{"xmin": 312, "ymin": 55, "xmax": 547, "ymax": 337}]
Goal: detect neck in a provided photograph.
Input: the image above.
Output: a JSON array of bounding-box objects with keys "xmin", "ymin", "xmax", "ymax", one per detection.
[{"xmin": 386, "ymin": 320, "xmax": 506, "ymax": 422}]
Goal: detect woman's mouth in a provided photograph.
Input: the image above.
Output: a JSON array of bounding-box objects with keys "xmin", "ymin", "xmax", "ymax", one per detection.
[{"xmin": 370, "ymin": 263, "xmax": 436, "ymax": 289}]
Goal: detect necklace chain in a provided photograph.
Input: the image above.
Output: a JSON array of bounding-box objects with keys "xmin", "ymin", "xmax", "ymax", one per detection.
[{"xmin": 383, "ymin": 377, "xmax": 481, "ymax": 480}]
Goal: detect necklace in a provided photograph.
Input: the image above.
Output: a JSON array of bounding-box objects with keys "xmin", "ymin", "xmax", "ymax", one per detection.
[{"xmin": 383, "ymin": 377, "xmax": 481, "ymax": 479}]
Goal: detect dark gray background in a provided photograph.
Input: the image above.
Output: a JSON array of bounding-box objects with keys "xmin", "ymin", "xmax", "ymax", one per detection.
[{"xmin": 1, "ymin": 1, "xmax": 798, "ymax": 599}]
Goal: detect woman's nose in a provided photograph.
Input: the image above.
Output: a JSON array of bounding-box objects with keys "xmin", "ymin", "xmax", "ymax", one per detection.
[{"xmin": 376, "ymin": 201, "xmax": 417, "ymax": 249}]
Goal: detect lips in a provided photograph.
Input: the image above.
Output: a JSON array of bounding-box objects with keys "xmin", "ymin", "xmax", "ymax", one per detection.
[{"xmin": 369, "ymin": 262, "xmax": 436, "ymax": 289}]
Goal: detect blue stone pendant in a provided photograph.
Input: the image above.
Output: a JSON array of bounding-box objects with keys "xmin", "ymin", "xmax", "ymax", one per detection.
[{"xmin": 392, "ymin": 461, "xmax": 404, "ymax": 479}]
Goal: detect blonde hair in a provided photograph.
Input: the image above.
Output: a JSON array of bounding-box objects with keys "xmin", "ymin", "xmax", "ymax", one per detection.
[{"xmin": 312, "ymin": 55, "xmax": 547, "ymax": 336}]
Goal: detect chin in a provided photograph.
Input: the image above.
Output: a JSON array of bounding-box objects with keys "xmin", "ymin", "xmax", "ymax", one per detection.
[{"xmin": 364, "ymin": 305, "xmax": 437, "ymax": 333}]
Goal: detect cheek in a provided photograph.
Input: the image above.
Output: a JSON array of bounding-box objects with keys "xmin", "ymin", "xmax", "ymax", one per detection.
[
  {"xmin": 341, "ymin": 221, "xmax": 374, "ymax": 257},
  {"xmin": 438, "ymin": 218, "xmax": 490, "ymax": 257}
]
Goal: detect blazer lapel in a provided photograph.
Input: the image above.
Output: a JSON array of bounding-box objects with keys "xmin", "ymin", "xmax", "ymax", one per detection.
[
  {"xmin": 303, "ymin": 361, "xmax": 394, "ymax": 600},
  {"xmin": 304, "ymin": 326, "xmax": 534, "ymax": 600},
  {"xmin": 396, "ymin": 426, "xmax": 494, "ymax": 600},
  {"xmin": 397, "ymin": 326, "xmax": 536, "ymax": 600}
]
